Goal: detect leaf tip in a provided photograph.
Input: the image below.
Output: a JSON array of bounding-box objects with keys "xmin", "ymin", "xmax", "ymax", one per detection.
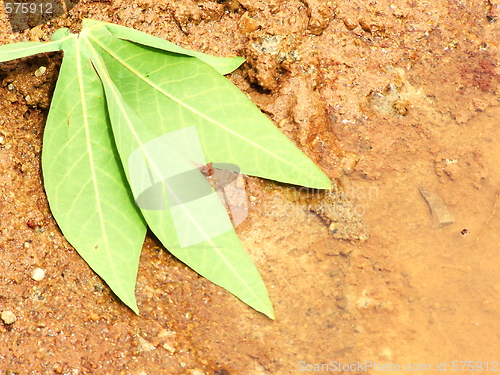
[
  {"xmin": 125, "ymin": 300, "xmax": 140, "ymax": 315},
  {"xmin": 265, "ymin": 309, "xmax": 276, "ymax": 320},
  {"xmin": 309, "ymin": 172, "xmax": 332, "ymax": 190}
]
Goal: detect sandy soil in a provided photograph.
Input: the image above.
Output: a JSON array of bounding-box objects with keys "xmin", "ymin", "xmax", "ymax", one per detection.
[{"xmin": 1, "ymin": 0, "xmax": 500, "ymax": 374}]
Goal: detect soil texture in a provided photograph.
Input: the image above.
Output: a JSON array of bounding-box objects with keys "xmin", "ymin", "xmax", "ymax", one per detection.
[{"xmin": 1, "ymin": 0, "xmax": 500, "ymax": 374}]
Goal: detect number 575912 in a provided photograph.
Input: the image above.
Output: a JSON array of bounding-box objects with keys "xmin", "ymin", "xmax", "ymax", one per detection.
[{"xmin": 5, "ymin": 3, "xmax": 53, "ymax": 14}]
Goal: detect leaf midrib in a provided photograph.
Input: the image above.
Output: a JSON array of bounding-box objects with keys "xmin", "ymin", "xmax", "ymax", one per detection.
[{"xmin": 76, "ymin": 39, "xmax": 122, "ymax": 289}]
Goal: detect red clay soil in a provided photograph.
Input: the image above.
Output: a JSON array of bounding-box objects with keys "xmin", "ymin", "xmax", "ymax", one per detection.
[{"xmin": 1, "ymin": 1, "xmax": 500, "ymax": 374}]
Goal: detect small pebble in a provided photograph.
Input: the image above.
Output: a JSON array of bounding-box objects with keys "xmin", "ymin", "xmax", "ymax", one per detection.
[
  {"xmin": 162, "ymin": 342, "xmax": 176, "ymax": 354},
  {"xmin": 157, "ymin": 329, "xmax": 176, "ymax": 337},
  {"xmin": 88, "ymin": 312, "xmax": 99, "ymax": 321},
  {"xmin": 34, "ymin": 66, "xmax": 47, "ymax": 77},
  {"xmin": 136, "ymin": 336, "xmax": 156, "ymax": 352},
  {"xmin": 31, "ymin": 268, "xmax": 45, "ymax": 281},
  {"xmin": 185, "ymin": 370, "xmax": 205, "ymax": 375},
  {"xmin": 1, "ymin": 311, "xmax": 17, "ymax": 325},
  {"xmin": 7, "ymin": 83, "xmax": 14, "ymax": 91}
]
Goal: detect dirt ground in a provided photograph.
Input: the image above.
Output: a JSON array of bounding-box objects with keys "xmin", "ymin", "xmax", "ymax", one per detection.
[{"xmin": 1, "ymin": 0, "xmax": 500, "ymax": 374}]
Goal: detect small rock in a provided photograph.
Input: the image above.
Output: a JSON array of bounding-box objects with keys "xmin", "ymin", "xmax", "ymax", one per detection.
[
  {"xmin": 162, "ymin": 342, "xmax": 176, "ymax": 354},
  {"xmin": 303, "ymin": 0, "xmax": 332, "ymax": 35},
  {"xmin": 34, "ymin": 66, "xmax": 47, "ymax": 77},
  {"xmin": 136, "ymin": 336, "xmax": 156, "ymax": 352},
  {"xmin": 157, "ymin": 329, "xmax": 176, "ymax": 337},
  {"xmin": 31, "ymin": 268, "xmax": 45, "ymax": 281},
  {"xmin": 53, "ymin": 362, "xmax": 63, "ymax": 373},
  {"xmin": 88, "ymin": 312, "xmax": 100, "ymax": 322},
  {"xmin": 239, "ymin": 12, "xmax": 259, "ymax": 33},
  {"xmin": 1, "ymin": 311, "xmax": 17, "ymax": 325},
  {"xmin": 185, "ymin": 370, "xmax": 205, "ymax": 375}
]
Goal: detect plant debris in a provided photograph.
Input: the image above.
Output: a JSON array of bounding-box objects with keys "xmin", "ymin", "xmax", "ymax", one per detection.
[{"xmin": 418, "ymin": 186, "xmax": 454, "ymax": 228}]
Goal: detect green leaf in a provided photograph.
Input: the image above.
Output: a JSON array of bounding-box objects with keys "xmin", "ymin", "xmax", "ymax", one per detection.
[
  {"xmin": 41, "ymin": 35, "xmax": 146, "ymax": 313},
  {"xmin": 85, "ymin": 23, "xmax": 331, "ymax": 190},
  {"xmin": 0, "ymin": 40, "xmax": 63, "ymax": 63},
  {"xmin": 2, "ymin": 19, "xmax": 331, "ymax": 318},
  {"xmin": 84, "ymin": 37, "xmax": 274, "ymax": 318},
  {"xmin": 95, "ymin": 19, "xmax": 245, "ymax": 75}
]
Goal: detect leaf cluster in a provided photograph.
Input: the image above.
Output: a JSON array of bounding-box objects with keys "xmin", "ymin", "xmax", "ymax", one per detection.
[{"xmin": 0, "ymin": 19, "xmax": 331, "ymax": 318}]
